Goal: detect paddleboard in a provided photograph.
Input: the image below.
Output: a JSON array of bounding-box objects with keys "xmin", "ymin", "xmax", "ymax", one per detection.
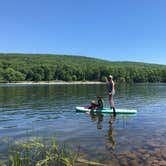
[{"xmin": 76, "ymin": 106, "xmax": 137, "ymax": 114}]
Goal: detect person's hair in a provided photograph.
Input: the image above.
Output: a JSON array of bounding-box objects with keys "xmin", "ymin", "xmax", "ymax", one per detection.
[
  {"xmin": 91, "ymin": 100, "xmax": 96, "ymax": 104},
  {"xmin": 108, "ymin": 75, "xmax": 113, "ymax": 79}
]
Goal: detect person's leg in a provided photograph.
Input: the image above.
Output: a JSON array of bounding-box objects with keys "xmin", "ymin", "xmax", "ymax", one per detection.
[
  {"xmin": 112, "ymin": 107, "xmax": 116, "ymax": 116},
  {"xmin": 109, "ymin": 96, "xmax": 116, "ymax": 116}
]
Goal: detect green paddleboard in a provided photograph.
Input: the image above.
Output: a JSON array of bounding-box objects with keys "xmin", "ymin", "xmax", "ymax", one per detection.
[{"xmin": 76, "ymin": 106, "xmax": 137, "ymax": 114}]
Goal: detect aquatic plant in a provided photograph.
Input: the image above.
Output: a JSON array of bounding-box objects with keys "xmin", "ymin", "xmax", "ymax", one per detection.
[
  {"xmin": 0, "ymin": 159, "xmax": 5, "ymax": 166},
  {"xmin": 0, "ymin": 136, "xmax": 104, "ymax": 166},
  {"xmin": 0, "ymin": 136, "xmax": 102, "ymax": 166},
  {"xmin": 7, "ymin": 137, "xmax": 73, "ymax": 166}
]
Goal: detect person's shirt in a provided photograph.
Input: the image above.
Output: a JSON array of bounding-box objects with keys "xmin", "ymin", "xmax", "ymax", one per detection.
[
  {"xmin": 107, "ymin": 80, "xmax": 115, "ymax": 93},
  {"xmin": 97, "ymin": 98, "xmax": 104, "ymax": 109}
]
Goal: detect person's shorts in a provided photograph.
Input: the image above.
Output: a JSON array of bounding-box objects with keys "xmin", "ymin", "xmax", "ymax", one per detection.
[{"xmin": 109, "ymin": 91, "xmax": 115, "ymax": 100}]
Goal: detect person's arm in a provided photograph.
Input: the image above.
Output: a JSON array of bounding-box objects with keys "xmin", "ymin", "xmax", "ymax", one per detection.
[
  {"xmin": 88, "ymin": 105, "xmax": 92, "ymax": 109},
  {"xmin": 112, "ymin": 81, "xmax": 115, "ymax": 92},
  {"xmin": 105, "ymin": 77, "xmax": 109, "ymax": 84}
]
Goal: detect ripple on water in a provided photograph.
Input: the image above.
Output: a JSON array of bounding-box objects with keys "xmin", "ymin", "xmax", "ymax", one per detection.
[{"xmin": 0, "ymin": 83, "xmax": 166, "ymax": 165}]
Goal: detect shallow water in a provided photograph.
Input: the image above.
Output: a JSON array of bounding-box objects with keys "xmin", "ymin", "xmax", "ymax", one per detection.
[{"xmin": 0, "ymin": 83, "xmax": 166, "ymax": 165}]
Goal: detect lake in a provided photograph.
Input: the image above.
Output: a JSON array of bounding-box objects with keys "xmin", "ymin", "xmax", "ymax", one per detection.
[{"xmin": 0, "ymin": 83, "xmax": 166, "ymax": 165}]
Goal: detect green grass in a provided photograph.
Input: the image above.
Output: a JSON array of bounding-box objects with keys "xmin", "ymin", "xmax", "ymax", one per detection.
[{"xmin": 0, "ymin": 136, "xmax": 104, "ymax": 166}]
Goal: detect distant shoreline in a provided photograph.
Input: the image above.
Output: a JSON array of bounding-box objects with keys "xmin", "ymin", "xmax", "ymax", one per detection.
[{"xmin": 1, "ymin": 81, "xmax": 105, "ymax": 85}]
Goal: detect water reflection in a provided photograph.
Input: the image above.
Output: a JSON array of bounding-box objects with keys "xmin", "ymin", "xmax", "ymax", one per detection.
[
  {"xmin": 89, "ymin": 111, "xmax": 116, "ymax": 150},
  {"xmin": 96, "ymin": 112, "xmax": 104, "ymax": 130},
  {"xmin": 107, "ymin": 115, "xmax": 116, "ymax": 151},
  {"xmin": 89, "ymin": 111, "xmax": 96, "ymax": 122},
  {"xmin": 0, "ymin": 83, "xmax": 166, "ymax": 165},
  {"xmin": 89, "ymin": 111, "xmax": 104, "ymax": 129}
]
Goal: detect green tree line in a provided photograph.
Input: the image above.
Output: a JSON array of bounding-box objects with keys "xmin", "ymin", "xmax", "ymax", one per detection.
[{"xmin": 0, "ymin": 53, "xmax": 166, "ymax": 83}]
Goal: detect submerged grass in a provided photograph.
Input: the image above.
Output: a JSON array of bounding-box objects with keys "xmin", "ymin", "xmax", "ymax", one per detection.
[{"xmin": 0, "ymin": 136, "xmax": 104, "ymax": 166}]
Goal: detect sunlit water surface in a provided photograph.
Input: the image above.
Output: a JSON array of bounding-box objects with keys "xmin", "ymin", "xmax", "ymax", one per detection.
[{"xmin": 0, "ymin": 83, "xmax": 166, "ymax": 165}]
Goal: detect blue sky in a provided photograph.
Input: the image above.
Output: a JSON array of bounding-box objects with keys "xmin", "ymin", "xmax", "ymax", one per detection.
[{"xmin": 0, "ymin": 0, "xmax": 166, "ymax": 65}]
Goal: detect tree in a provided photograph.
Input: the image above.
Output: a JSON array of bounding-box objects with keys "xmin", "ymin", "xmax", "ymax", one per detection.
[{"xmin": 3, "ymin": 68, "xmax": 25, "ymax": 82}]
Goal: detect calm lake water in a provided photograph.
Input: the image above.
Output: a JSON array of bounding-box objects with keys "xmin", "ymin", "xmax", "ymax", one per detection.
[{"xmin": 0, "ymin": 83, "xmax": 166, "ymax": 165}]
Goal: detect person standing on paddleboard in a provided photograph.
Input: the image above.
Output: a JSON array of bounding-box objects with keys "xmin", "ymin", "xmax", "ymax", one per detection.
[{"xmin": 105, "ymin": 75, "xmax": 116, "ymax": 116}]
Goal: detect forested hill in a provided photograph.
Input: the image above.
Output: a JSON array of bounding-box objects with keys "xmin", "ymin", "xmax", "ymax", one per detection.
[{"xmin": 0, "ymin": 53, "xmax": 166, "ymax": 83}]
